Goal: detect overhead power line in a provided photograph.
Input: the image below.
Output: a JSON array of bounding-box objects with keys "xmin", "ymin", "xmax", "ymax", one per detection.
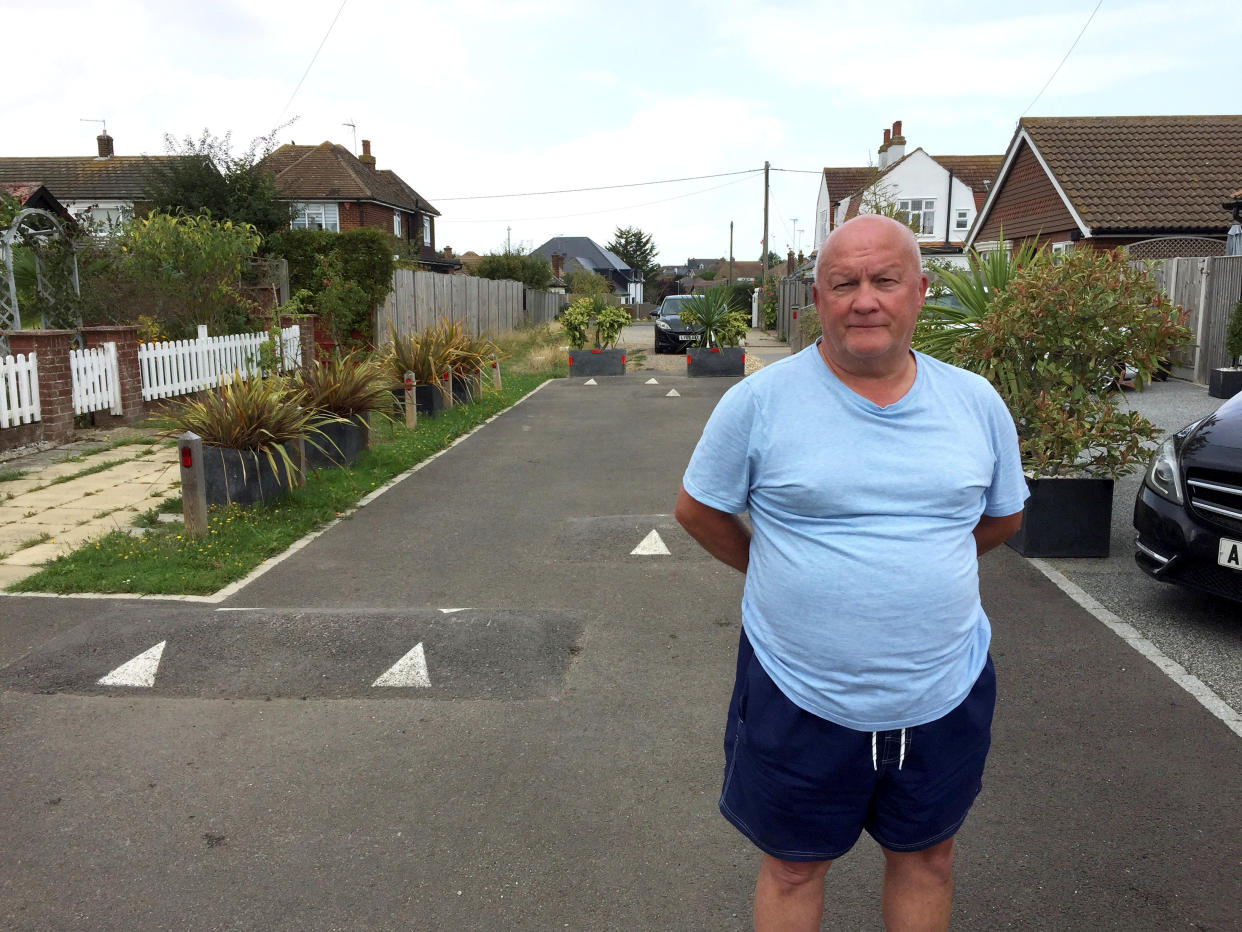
[
  {"xmin": 432, "ymin": 168, "xmax": 762, "ymax": 202},
  {"xmin": 1021, "ymin": 0, "xmax": 1103, "ymax": 117},
  {"xmin": 279, "ymin": 0, "xmax": 349, "ymax": 119}
]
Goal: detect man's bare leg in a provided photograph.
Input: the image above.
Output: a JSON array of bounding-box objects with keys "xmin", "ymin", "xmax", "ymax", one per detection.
[
  {"xmin": 880, "ymin": 837, "xmax": 955, "ymax": 932},
  {"xmin": 753, "ymin": 854, "xmax": 832, "ymax": 932}
]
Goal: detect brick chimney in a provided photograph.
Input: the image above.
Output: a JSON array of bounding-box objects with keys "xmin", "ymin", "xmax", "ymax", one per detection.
[
  {"xmin": 443, "ymin": 246, "xmax": 454, "ymax": 258},
  {"xmin": 878, "ymin": 128, "xmax": 892, "ymax": 169},
  {"xmin": 359, "ymin": 139, "xmax": 376, "ymax": 167},
  {"xmin": 887, "ymin": 120, "xmax": 906, "ymax": 163},
  {"xmin": 96, "ymin": 133, "xmax": 114, "ymax": 159},
  {"xmin": 551, "ymin": 253, "xmax": 565, "ymax": 278}
]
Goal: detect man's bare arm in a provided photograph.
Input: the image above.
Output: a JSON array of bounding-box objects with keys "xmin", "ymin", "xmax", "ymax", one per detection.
[
  {"xmin": 675, "ymin": 485, "xmax": 751, "ymax": 573},
  {"xmin": 973, "ymin": 511, "xmax": 1024, "ymax": 556}
]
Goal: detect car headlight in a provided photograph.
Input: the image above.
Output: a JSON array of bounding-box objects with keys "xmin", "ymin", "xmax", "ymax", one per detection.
[
  {"xmin": 1143, "ymin": 425, "xmax": 1197, "ymax": 505},
  {"xmin": 655, "ymin": 320, "xmax": 670, "ymax": 331}
]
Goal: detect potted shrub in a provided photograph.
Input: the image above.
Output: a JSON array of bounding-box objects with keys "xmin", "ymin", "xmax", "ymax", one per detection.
[
  {"xmin": 387, "ymin": 322, "xmax": 455, "ymax": 417},
  {"xmin": 294, "ymin": 351, "xmax": 393, "ymax": 469},
  {"xmin": 681, "ymin": 288, "xmax": 749, "ymax": 377},
  {"xmin": 564, "ymin": 297, "xmax": 630, "ymax": 376},
  {"xmin": 166, "ymin": 372, "xmax": 327, "ymax": 507},
  {"xmin": 1209, "ymin": 298, "xmax": 1242, "ymax": 399},
  {"xmin": 947, "ymin": 246, "xmax": 1191, "ymax": 557}
]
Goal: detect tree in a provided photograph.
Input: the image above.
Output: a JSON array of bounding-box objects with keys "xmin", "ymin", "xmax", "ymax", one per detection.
[
  {"xmin": 473, "ymin": 249, "xmax": 552, "ymax": 290},
  {"xmin": 607, "ymin": 226, "xmax": 660, "ymax": 296},
  {"xmin": 759, "ymin": 250, "xmax": 782, "ymax": 269},
  {"xmin": 856, "ymin": 166, "xmax": 922, "ymax": 236},
  {"xmin": 145, "ymin": 127, "xmax": 294, "ymax": 236},
  {"xmin": 566, "ymin": 267, "xmax": 612, "ymax": 298}
]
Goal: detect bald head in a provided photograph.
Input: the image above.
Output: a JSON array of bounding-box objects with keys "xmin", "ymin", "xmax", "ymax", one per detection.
[{"xmin": 815, "ymin": 215, "xmax": 922, "ymax": 287}]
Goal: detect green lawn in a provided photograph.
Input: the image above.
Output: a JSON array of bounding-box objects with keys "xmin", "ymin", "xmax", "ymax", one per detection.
[{"xmin": 7, "ymin": 372, "xmax": 557, "ymax": 596}]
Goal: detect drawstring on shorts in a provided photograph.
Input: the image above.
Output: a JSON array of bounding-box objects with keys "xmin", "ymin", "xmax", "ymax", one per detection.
[{"xmin": 871, "ymin": 729, "xmax": 907, "ymax": 771}]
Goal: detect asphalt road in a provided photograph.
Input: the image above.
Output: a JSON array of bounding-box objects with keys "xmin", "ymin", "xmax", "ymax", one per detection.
[
  {"xmin": 2, "ymin": 372, "xmax": 1241, "ymax": 930},
  {"xmin": 1043, "ymin": 378, "xmax": 1242, "ymax": 711}
]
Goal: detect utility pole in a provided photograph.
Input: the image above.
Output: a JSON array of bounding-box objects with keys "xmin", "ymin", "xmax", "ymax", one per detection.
[
  {"xmin": 506, "ymin": 226, "xmax": 511, "ymax": 253},
  {"xmin": 729, "ymin": 221, "xmax": 734, "ymax": 284},
  {"xmin": 761, "ymin": 161, "xmax": 770, "ymax": 290}
]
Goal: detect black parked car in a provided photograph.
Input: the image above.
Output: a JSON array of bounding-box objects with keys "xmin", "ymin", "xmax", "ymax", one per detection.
[
  {"xmin": 1133, "ymin": 392, "xmax": 1242, "ymax": 604},
  {"xmin": 649, "ymin": 295, "xmax": 702, "ymax": 354}
]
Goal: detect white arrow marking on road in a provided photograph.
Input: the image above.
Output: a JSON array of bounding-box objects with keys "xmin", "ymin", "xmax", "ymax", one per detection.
[
  {"xmin": 583, "ymin": 378, "xmax": 598, "ymax": 385},
  {"xmin": 98, "ymin": 641, "xmax": 166, "ymax": 687},
  {"xmin": 438, "ymin": 608, "xmax": 470, "ymax": 614},
  {"xmin": 645, "ymin": 378, "xmax": 659, "ymax": 384},
  {"xmin": 665, "ymin": 389, "xmax": 680, "ymax": 397},
  {"xmin": 372, "ymin": 642, "xmax": 431, "ymax": 688},
  {"xmin": 631, "ymin": 530, "xmax": 671, "ymax": 556}
]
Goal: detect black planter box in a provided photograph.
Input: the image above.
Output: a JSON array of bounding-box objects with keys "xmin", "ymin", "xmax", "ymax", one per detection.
[
  {"xmin": 305, "ymin": 415, "xmax": 368, "ymax": 469},
  {"xmin": 453, "ymin": 372, "xmax": 483, "ymax": 404},
  {"xmin": 687, "ymin": 346, "xmax": 745, "ymax": 377},
  {"xmin": 202, "ymin": 445, "xmax": 294, "ymax": 508},
  {"xmin": 568, "ymin": 348, "xmax": 626, "ymax": 376},
  {"xmin": 409, "ymin": 383, "xmax": 447, "ymax": 417},
  {"xmin": 1209, "ymin": 367, "xmax": 1242, "ymax": 399},
  {"xmin": 1006, "ymin": 476, "xmax": 1114, "ymax": 558}
]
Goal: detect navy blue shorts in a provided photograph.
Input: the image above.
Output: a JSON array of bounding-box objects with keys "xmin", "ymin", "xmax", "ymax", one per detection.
[{"xmin": 720, "ymin": 630, "xmax": 996, "ymax": 862}]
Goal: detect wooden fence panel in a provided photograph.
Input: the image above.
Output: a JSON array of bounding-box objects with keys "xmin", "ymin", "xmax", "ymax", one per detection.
[
  {"xmin": 377, "ymin": 271, "xmax": 569, "ymax": 341},
  {"xmin": 1202, "ymin": 256, "xmax": 1242, "ymax": 377}
]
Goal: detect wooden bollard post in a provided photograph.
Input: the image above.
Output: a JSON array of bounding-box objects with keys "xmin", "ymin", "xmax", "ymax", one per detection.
[
  {"xmin": 177, "ymin": 431, "xmax": 208, "ymax": 538},
  {"xmin": 491, "ymin": 353, "xmax": 502, "ymax": 390},
  {"xmin": 404, "ymin": 371, "xmax": 417, "ymax": 429},
  {"xmin": 442, "ymin": 369, "xmax": 454, "ymax": 409}
]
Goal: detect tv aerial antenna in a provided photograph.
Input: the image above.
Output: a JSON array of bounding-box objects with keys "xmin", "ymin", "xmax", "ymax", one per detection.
[
  {"xmin": 343, "ymin": 120, "xmax": 357, "ymax": 154},
  {"xmin": 80, "ymin": 118, "xmax": 107, "ymax": 135}
]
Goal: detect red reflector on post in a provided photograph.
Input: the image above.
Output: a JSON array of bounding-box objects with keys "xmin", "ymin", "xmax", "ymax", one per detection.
[
  {"xmin": 568, "ymin": 356, "xmax": 573, "ymax": 365},
  {"xmin": 621, "ymin": 354, "xmax": 626, "ymax": 365},
  {"xmin": 686, "ymin": 353, "xmax": 691, "ymax": 363},
  {"xmin": 180, "ymin": 447, "xmax": 193, "ymax": 469},
  {"xmin": 793, "ymin": 311, "xmax": 798, "ymax": 319}
]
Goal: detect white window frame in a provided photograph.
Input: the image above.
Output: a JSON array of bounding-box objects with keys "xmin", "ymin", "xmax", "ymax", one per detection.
[
  {"xmin": 291, "ymin": 202, "xmax": 340, "ymax": 232},
  {"xmin": 393, "ymin": 212, "xmax": 402, "ymax": 238},
  {"xmin": 422, "ymin": 214, "xmax": 432, "ymax": 247},
  {"xmin": 954, "ymin": 209, "xmax": 969, "ymax": 232},
  {"xmin": 898, "ymin": 198, "xmax": 936, "ymax": 235}
]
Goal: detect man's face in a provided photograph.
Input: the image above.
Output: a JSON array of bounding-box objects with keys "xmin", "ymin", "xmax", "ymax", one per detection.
[{"xmin": 812, "ymin": 218, "xmax": 928, "ymax": 375}]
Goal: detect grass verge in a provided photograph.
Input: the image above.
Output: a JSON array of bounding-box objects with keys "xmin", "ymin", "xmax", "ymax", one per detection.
[{"xmin": 7, "ymin": 369, "xmax": 560, "ymax": 596}]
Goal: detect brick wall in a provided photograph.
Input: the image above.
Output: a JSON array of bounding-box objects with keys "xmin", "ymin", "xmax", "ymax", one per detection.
[{"xmin": 4, "ymin": 330, "xmax": 76, "ymax": 449}]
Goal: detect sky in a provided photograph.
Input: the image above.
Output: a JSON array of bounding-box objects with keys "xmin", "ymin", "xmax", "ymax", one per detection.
[{"xmin": 4, "ymin": 0, "xmax": 1240, "ymax": 265}]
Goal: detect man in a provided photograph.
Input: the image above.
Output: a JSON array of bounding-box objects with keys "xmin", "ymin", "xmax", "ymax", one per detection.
[{"xmin": 675, "ymin": 215, "xmax": 1027, "ymax": 931}]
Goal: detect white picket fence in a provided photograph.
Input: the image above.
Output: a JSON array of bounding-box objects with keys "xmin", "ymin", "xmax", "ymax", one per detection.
[
  {"xmin": 139, "ymin": 324, "xmax": 301, "ymax": 401},
  {"xmin": 1, "ymin": 351, "xmax": 41, "ymax": 428},
  {"xmin": 70, "ymin": 342, "xmax": 122, "ymax": 416}
]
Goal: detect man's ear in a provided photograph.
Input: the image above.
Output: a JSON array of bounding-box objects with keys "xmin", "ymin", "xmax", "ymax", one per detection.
[{"xmin": 811, "ymin": 282, "xmax": 820, "ymax": 305}]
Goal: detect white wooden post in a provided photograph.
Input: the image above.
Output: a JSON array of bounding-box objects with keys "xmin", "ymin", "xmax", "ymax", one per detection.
[
  {"xmin": 178, "ymin": 431, "xmax": 208, "ymax": 538},
  {"xmin": 404, "ymin": 371, "xmax": 417, "ymax": 429},
  {"xmin": 491, "ymin": 353, "xmax": 502, "ymax": 390}
]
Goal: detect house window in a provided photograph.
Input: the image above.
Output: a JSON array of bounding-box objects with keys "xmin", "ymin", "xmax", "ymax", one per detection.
[
  {"xmin": 954, "ymin": 209, "xmax": 969, "ymax": 231},
  {"xmin": 393, "ymin": 212, "xmax": 402, "ymax": 238},
  {"xmin": 898, "ymin": 199, "xmax": 935, "ymax": 235},
  {"xmin": 291, "ymin": 202, "xmax": 339, "ymax": 232},
  {"xmin": 422, "ymin": 215, "xmax": 432, "ymax": 247}
]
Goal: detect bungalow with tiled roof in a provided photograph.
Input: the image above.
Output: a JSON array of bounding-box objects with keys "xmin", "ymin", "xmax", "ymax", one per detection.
[
  {"xmin": 813, "ymin": 121, "xmax": 1002, "ymax": 258},
  {"xmin": 531, "ymin": 236, "xmax": 643, "ymax": 303},
  {"xmin": 258, "ymin": 139, "xmax": 456, "ymax": 271},
  {"xmin": 0, "ymin": 133, "xmax": 190, "ymax": 227},
  {"xmin": 966, "ymin": 115, "xmax": 1242, "ymax": 259}
]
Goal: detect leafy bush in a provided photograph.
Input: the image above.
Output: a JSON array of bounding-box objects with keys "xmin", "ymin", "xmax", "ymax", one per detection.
[
  {"xmin": 952, "ymin": 247, "xmax": 1191, "ymax": 478},
  {"xmin": 473, "ymin": 250, "xmax": 552, "ymax": 290},
  {"xmin": 265, "ymin": 228, "xmax": 395, "ymax": 346},
  {"xmin": 758, "ymin": 279, "xmax": 778, "ymax": 330},
  {"xmin": 1226, "ymin": 298, "xmax": 1242, "ymax": 367},
  {"xmin": 915, "ymin": 236, "xmax": 1040, "ymax": 362},
  {"xmin": 680, "ymin": 288, "xmax": 748, "ymax": 347},
  {"xmin": 559, "ymin": 297, "xmax": 628, "ymax": 349}
]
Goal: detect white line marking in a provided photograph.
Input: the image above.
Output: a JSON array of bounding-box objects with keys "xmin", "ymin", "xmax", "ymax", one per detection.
[
  {"xmin": 438, "ymin": 608, "xmax": 470, "ymax": 614},
  {"xmin": 215, "ymin": 607, "xmax": 262, "ymax": 612},
  {"xmin": 665, "ymin": 389, "xmax": 680, "ymax": 397},
  {"xmin": 98, "ymin": 641, "xmax": 166, "ymax": 688},
  {"xmin": 631, "ymin": 529, "xmax": 671, "ymax": 556},
  {"xmin": 583, "ymin": 378, "xmax": 598, "ymax": 385},
  {"xmin": 645, "ymin": 378, "xmax": 659, "ymax": 384},
  {"xmin": 372, "ymin": 643, "xmax": 431, "ymax": 688},
  {"xmin": 1028, "ymin": 559, "xmax": 1242, "ymax": 739}
]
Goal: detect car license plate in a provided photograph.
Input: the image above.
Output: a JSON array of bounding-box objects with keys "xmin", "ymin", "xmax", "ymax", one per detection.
[
  {"xmin": 678, "ymin": 334, "xmax": 695, "ymax": 341},
  {"xmin": 1217, "ymin": 537, "xmax": 1242, "ymax": 571}
]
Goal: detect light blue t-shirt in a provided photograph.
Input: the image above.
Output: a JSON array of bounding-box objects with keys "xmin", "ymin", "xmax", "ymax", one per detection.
[{"xmin": 682, "ymin": 344, "xmax": 1028, "ymax": 731}]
